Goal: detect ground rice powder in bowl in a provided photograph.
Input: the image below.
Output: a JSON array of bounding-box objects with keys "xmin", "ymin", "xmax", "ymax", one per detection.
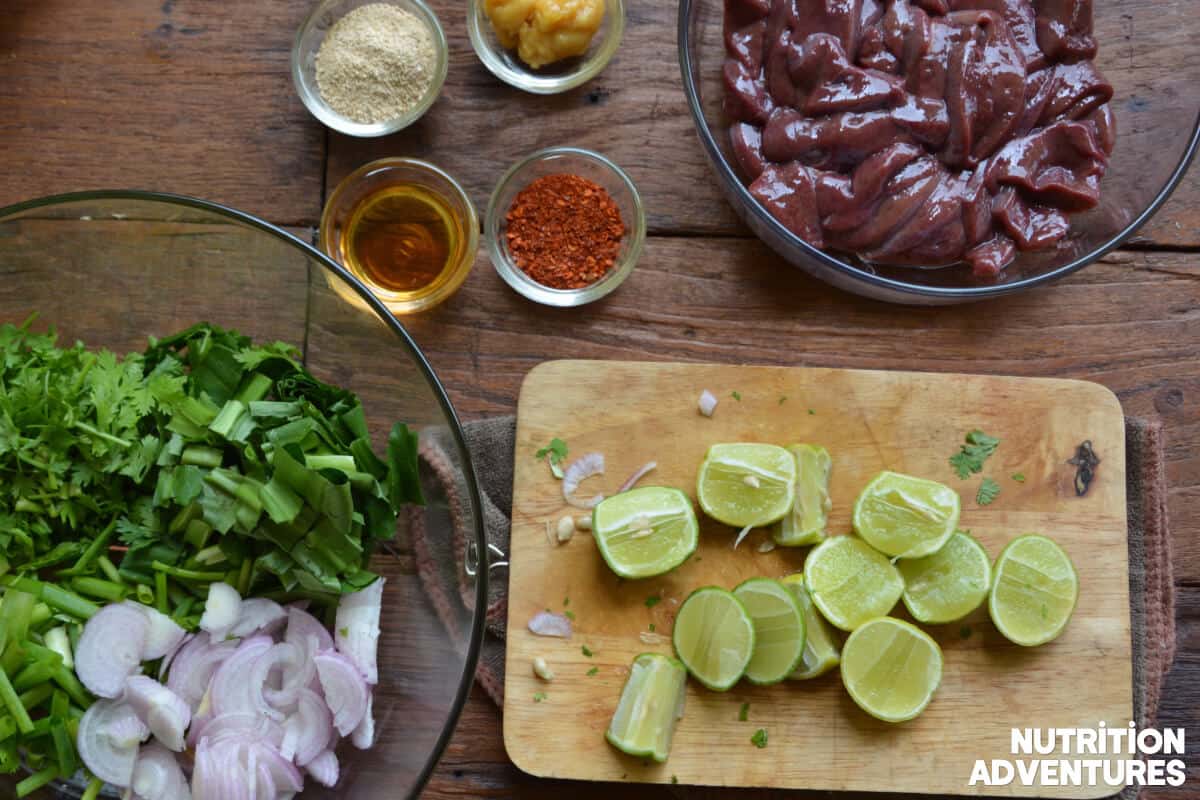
[
  {"xmin": 505, "ymin": 174, "xmax": 625, "ymax": 290},
  {"xmin": 315, "ymin": 3, "xmax": 437, "ymax": 124}
]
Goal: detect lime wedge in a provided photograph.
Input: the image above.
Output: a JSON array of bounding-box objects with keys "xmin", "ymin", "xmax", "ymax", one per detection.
[
  {"xmin": 605, "ymin": 653, "xmax": 688, "ymax": 763},
  {"xmin": 898, "ymin": 531, "xmax": 991, "ymax": 624},
  {"xmin": 841, "ymin": 617, "xmax": 943, "ymax": 723},
  {"xmin": 672, "ymin": 586, "xmax": 755, "ymax": 691},
  {"xmin": 803, "ymin": 536, "xmax": 903, "ymax": 631},
  {"xmin": 852, "ymin": 471, "xmax": 960, "ymax": 559},
  {"xmin": 779, "ymin": 573, "xmax": 841, "ymax": 679},
  {"xmin": 988, "ymin": 534, "xmax": 1079, "ymax": 646},
  {"xmin": 775, "ymin": 444, "xmax": 832, "ymax": 547},
  {"xmin": 696, "ymin": 443, "xmax": 796, "ymax": 528},
  {"xmin": 732, "ymin": 578, "xmax": 806, "ymax": 685},
  {"xmin": 591, "ymin": 487, "xmax": 699, "ymax": 579}
]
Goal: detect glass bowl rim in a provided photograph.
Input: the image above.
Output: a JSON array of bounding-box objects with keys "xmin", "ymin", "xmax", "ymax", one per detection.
[
  {"xmin": 485, "ymin": 146, "xmax": 647, "ymax": 307},
  {"xmin": 465, "ymin": 0, "xmax": 626, "ymax": 95},
  {"xmin": 0, "ymin": 188, "xmax": 489, "ymax": 800},
  {"xmin": 291, "ymin": 0, "xmax": 450, "ymax": 138},
  {"xmin": 676, "ymin": 0, "xmax": 1200, "ymax": 301}
]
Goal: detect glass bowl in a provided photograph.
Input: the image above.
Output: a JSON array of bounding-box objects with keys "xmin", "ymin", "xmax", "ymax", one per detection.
[
  {"xmin": 679, "ymin": 0, "xmax": 1200, "ymax": 304},
  {"xmin": 0, "ymin": 191, "xmax": 487, "ymax": 800},
  {"xmin": 321, "ymin": 157, "xmax": 480, "ymax": 314},
  {"xmin": 292, "ymin": 0, "xmax": 448, "ymax": 137},
  {"xmin": 486, "ymin": 147, "xmax": 646, "ymax": 307},
  {"xmin": 467, "ymin": 0, "xmax": 625, "ymax": 94}
]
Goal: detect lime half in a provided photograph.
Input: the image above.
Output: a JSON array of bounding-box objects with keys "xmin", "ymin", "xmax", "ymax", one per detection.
[
  {"xmin": 697, "ymin": 443, "xmax": 796, "ymax": 528},
  {"xmin": 989, "ymin": 534, "xmax": 1079, "ymax": 646},
  {"xmin": 898, "ymin": 531, "xmax": 991, "ymax": 624},
  {"xmin": 732, "ymin": 578, "xmax": 806, "ymax": 685},
  {"xmin": 804, "ymin": 536, "xmax": 903, "ymax": 631},
  {"xmin": 606, "ymin": 653, "xmax": 688, "ymax": 763},
  {"xmin": 591, "ymin": 487, "xmax": 699, "ymax": 579},
  {"xmin": 841, "ymin": 617, "xmax": 943, "ymax": 723},
  {"xmin": 672, "ymin": 587, "xmax": 755, "ymax": 691},
  {"xmin": 852, "ymin": 471, "xmax": 961, "ymax": 559},
  {"xmin": 775, "ymin": 444, "xmax": 832, "ymax": 547},
  {"xmin": 780, "ymin": 573, "xmax": 841, "ymax": 679}
]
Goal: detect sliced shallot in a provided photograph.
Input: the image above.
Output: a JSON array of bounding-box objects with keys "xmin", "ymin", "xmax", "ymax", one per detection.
[
  {"xmin": 186, "ymin": 711, "xmax": 284, "ymax": 751},
  {"xmin": 130, "ymin": 743, "xmax": 191, "ymax": 800},
  {"xmin": 209, "ymin": 635, "xmax": 282, "ymax": 721},
  {"xmin": 123, "ymin": 601, "xmax": 187, "ymax": 661},
  {"xmin": 527, "ymin": 611, "xmax": 572, "ymax": 638},
  {"xmin": 157, "ymin": 633, "xmax": 194, "ymax": 682},
  {"xmin": 165, "ymin": 633, "xmax": 237, "ymax": 712},
  {"xmin": 733, "ymin": 524, "xmax": 754, "ymax": 549},
  {"xmin": 335, "ymin": 578, "xmax": 384, "ymax": 684},
  {"xmin": 198, "ymin": 582, "xmax": 241, "ymax": 641},
  {"xmin": 562, "ymin": 452, "xmax": 605, "ymax": 509},
  {"xmin": 617, "ymin": 461, "xmax": 657, "ymax": 493},
  {"xmin": 125, "ymin": 676, "xmax": 192, "ymax": 752},
  {"xmin": 279, "ymin": 688, "xmax": 334, "ymax": 766},
  {"xmin": 352, "ymin": 693, "xmax": 375, "ymax": 750},
  {"xmin": 227, "ymin": 597, "xmax": 287, "ymax": 639},
  {"xmin": 76, "ymin": 603, "xmax": 148, "ymax": 698},
  {"xmin": 77, "ymin": 699, "xmax": 148, "ymax": 787},
  {"xmin": 314, "ymin": 650, "xmax": 370, "ymax": 735},
  {"xmin": 307, "ymin": 750, "xmax": 340, "ymax": 788},
  {"xmin": 699, "ymin": 389, "xmax": 718, "ymax": 417}
]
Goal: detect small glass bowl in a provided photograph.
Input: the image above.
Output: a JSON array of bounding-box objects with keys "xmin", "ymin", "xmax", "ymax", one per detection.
[
  {"xmin": 292, "ymin": 0, "xmax": 448, "ymax": 137},
  {"xmin": 466, "ymin": 0, "xmax": 625, "ymax": 94},
  {"xmin": 321, "ymin": 158, "xmax": 479, "ymax": 314},
  {"xmin": 486, "ymin": 147, "xmax": 645, "ymax": 307}
]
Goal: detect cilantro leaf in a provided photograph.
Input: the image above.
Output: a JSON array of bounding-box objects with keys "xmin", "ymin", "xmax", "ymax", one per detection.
[
  {"xmin": 536, "ymin": 438, "xmax": 568, "ymax": 478},
  {"xmin": 950, "ymin": 430, "xmax": 1000, "ymax": 479},
  {"xmin": 976, "ymin": 478, "xmax": 1001, "ymax": 506},
  {"xmin": 1011, "ymin": 472, "xmax": 1026, "ymax": 483},
  {"xmin": 644, "ymin": 594, "xmax": 661, "ymax": 608},
  {"xmin": 738, "ymin": 702, "xmax": 749, "ymax": 722},
  {"xmin": 751, "ymin": 728, "xmax": 768, "ymax": 748}
]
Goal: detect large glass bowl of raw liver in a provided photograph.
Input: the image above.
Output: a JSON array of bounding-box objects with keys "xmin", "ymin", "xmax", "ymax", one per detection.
[
  {"xmin": 0, "ymin": 191, "xmax": 487, "ymax": 799},
  {"xmin": 680, "ymin": 0, "xmax": 1200, "ymax": 304}
]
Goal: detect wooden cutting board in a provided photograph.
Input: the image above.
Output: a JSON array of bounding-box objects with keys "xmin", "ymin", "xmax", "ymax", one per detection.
[{"xmin": 503, "ymin": 360, "xmax": 1131, "ymax": 797}]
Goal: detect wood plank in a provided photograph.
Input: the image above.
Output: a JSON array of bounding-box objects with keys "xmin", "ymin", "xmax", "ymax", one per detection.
[
  {"xmin": 425, "ymin": 584, "xmax": 1200, "ymax": 799},
  {"xmin": 504, "ymin": 361, "xmax": 1129, "ymax": 796},
  {"xmin": 0, "ymin": 0, "xmax": 324, "ymax": 224},
  {"xmin": 391, "ymin": 241, "xmax": 1200, "ymax": 580},
  {"xmin": 326, "ymin": 1, "xmax": 1200, "ymax": 245}
]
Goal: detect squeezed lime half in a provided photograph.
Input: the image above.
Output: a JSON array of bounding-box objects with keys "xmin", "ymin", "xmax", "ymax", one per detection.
[
  {"xmin": 732, "ymin": 577, "xmax": 806, "ymax": 685},
  {"xmin": 988, "ymin": 534, "xmax": 1079, "ymax": 646},
  {"xmin": 672, "ymin": 586, "xmax": 755, "ymax": 691},
  {"xmin": 696, "ymin": 443, "xmax": 796, "ymax": 528},
  {"xmin": 591, "ymin": 486, "xmax": 698, "ymax": 579},
  {"xmin": 852, "ymin": 471, "xmax": 960, "ymax": 559},
  {"xmin": 779, "ymin": 573, "xmax": 841, "ymax": 679},
  {"xmin": 606, "ymin": 652, "xmax": 688, "ymax": 763},
  {"xmin": 775, "ymin": 444, "xmax": 832, "ymax": 547}
]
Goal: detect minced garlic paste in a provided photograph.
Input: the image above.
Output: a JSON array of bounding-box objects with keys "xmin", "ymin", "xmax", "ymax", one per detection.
[{"xmin": 484, "ymin": 0, "xmax": 604, "ymax": 69}]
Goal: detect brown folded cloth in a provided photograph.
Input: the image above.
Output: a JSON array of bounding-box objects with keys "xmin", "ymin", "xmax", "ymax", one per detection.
[{"xmin": 410, "ymin": 416, "xmax": 1176, "ymax": 781}]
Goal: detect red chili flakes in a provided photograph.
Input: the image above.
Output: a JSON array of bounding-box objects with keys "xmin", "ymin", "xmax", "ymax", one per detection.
[{"xmin": 505, "ymin": 174, "xmax": 626, "ymax": 290}]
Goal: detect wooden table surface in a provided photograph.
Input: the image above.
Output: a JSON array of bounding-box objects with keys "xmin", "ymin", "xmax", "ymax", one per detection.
[{"xmin": 1, "ymin": 1, "xmax": 1197, "ymax": 797}]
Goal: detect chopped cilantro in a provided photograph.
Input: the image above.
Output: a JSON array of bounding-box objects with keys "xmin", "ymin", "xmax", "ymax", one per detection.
[
  {"xmin": 648, "ymin": 623, "xmax": 656, "ymax": 632},
  {"xmin": 338, "ymin": 627, "xmax": 350, "ymax": 638},
  {"xmin": 587, "ymin": 667, "xmax": 599, "ymax": 676},
  {"xmin": 1011, "ymin": 472, "xmax": 1026, "ymax": 483},
  {"xmin": 750, "ymin": 728, "xmax": 768, "ymax": 748},
  {"xmin": 535, "ymin": 438, "xmax": 569, "ymax": 478},
  {"xmin": 563, "ymin": 597, "xmax": 570, "ymax": 606},
  {"xmin": 533, "ymin": 692, "xmax": 547, "ymax": 703},
  {"xmin": 778, "ymin": 395, "xmax": 787, "ymax": 405},
  {"xmin": 563, "ymin": 609, "xmax": 576, "ymax": 621},
  {"xmin": 950, "ymin": 430, "xmax": 1000, "ymax": 479},
  {"xmin": 671, "ymin": 775, "xmax": 679, "ymax": 784},
  {"xmin": 644, "ymin": 595, "xmax": 661, "ymax": 608},
  {"xmin": 959, "ymin": 626, "xmax": 972, "ymax": 640},
  {"xmin": 808, "ymin": 409, "xmax": 815, "ymax": 415},
  {"xmin": 738, "ymin": 702, "xmax": 749, "ymax": 722},
  {"xmin": 581, "ymin": 645, "xmax": 594, "ymax": 657},
  {"xmin": 731, "ymin": 391, "xmax": 742, "ymax": 401},
  {"xmin": 976, "ymin": 477, "xmax": 1001, "ymax": 506}
]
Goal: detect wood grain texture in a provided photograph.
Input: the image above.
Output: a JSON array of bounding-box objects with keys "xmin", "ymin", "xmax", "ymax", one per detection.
[
  {"xmin": 503, "ymin": 361, "xmax": 1130, "ymax": 796},
  {"xmin": 0, "ymin": 0, "xmax": 324, "ymax": 223},
  {"xmin": 325, "ymin": 1, "xmax": 1200, "ymax": 245}
]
